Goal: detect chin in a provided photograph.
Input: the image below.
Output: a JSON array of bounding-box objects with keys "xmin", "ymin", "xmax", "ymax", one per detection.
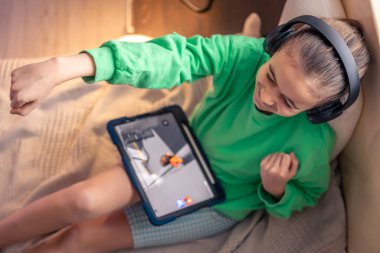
[{"xmin": 255, "ymin": 105, "xmax": 274, "ymax": 116}]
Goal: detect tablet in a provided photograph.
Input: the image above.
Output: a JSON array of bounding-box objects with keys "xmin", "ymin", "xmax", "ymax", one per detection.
[{"xmin": 107, "ymin": 105, "xmax": 225, "ymax": 226}]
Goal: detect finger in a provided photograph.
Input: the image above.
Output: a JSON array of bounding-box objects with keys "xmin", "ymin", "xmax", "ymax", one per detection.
[
  {"xmin": 10, "ymin": 108, "xmax": 24, "ymax": 115},
  {"xmin": 10, "ymin": 96, "xmax": 28, "ymax": 109},
  {"xmin": 10, "ymin": 92, "xmax": 34, "ymax": 109},
  {"xmin": 21, "ymin": 101, "xmax": 39, "ymax": 115},
  {"xmin": 267, "ymin": 153, "xmax": 278, "ymax": 167},
  {"xmin": 279, "ymin": 154, "xmax": 291, "ymax": 171},
  {"xmin": 288, "ymin": 152, "xmax": 299, "ymax": 179},
  {"xmin": 266, "ymin": 153, "xmax": 280, "ymax": 175},
  {"xmin": 10, "ymin": 101, "xmax": 38, "ymax": 116},
  {"xmin": 272, "ymin": 153, "xmax": 283, "ymax": 170},
  {"xmin": 279, "ymin": 154, "xmax": 291, "ymax": 179},
  {"xmin": 263, "ymin": 154, "xmax": 277, "ymax": 172},
  {"xmin": 273, "ymin": 153, "xmax": 284, "ymax": 172},
  {"xmin": 261, "ymin": 153, "xmax": 275, "ymax": 167},
  {"xmin": 260, "ymin": 155, "xmax": 270, "ymax": 168}
]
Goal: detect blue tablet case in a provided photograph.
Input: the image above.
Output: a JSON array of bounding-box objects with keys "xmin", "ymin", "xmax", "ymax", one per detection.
[{"xmin": 107, "ymin": 105, "xmax": 225, "ymax": 226}]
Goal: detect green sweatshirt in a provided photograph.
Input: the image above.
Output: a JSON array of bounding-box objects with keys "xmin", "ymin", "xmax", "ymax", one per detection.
[{"xmin": 83, "ymin": 33, "xmax": 336, "ymax": 220}]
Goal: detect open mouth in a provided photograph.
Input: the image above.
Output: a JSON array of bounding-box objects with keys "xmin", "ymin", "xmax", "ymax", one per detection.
[{"xmin": 254, "ymin": 83, "xmax": 273, "ymax": 115}]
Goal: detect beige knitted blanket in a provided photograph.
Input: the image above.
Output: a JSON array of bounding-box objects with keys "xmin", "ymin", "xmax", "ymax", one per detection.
[{"xmin": 0, "ymin": 58, "xmax": 346, "ymax": 253}]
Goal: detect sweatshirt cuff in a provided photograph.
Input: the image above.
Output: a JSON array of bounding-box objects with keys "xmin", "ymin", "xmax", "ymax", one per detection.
[
  {"xmin": 81, "ymin": 47, "xmax": 115, "ymax": 83},
  {"xmin": 257, "ymin": 182, "xmax": 293, "ymax": 218}
]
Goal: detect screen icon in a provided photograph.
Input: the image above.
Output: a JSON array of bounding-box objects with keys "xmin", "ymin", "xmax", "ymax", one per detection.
[
  {"xmin": 184, "ymin": 196, "xmax": 193, "ymax": 206},
  {"xmin": 176, "ymin": 199, "xmax": 186, "ymax": 208}
]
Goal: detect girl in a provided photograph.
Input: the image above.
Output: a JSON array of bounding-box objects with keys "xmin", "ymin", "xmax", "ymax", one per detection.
[{"xmin": 2, "ymin": 15, "xmax": 369, "ymax": 252}]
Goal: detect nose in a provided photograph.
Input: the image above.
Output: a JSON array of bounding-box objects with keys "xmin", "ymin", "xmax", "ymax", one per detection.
[{"xmin": 260, "ymin": 84, "xmax": 276, "ymax": 108}]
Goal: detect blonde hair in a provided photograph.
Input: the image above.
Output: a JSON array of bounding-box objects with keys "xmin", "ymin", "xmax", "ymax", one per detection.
[{"xmin": 282, "ymin": 18, "xmax": 370, "ymax": 105}]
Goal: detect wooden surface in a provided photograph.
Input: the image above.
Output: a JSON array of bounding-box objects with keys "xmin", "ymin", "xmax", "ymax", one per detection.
[
  {"xmin": 0, "ymin": 0, "xmax": 285, "ymax": 58},
  {"xmin": 0, "ymin": 0, "xmax": 127, "ymax": 58},
  {"xmin": 134, "ymin": 0, "xmax": 285, "ymax": 37}
]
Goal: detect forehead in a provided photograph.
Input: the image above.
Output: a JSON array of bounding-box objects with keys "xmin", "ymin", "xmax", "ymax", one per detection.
[{"xmin": 270, "ymin": 48, "xmax": 321, "ymax": 108}]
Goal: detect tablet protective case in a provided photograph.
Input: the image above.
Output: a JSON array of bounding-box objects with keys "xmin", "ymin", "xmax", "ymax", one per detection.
[{"xmin": 107, "ymin": 105, "xmax": 225, "ymax": 226}]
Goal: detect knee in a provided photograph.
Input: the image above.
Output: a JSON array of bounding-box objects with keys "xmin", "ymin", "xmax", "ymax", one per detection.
[
  {"xmin": 69, "ymin": 188, "xmax": 102, "ymax": 221},
  {"xmin": 36, "ymin": 184, "xmax": 102, "ymax": 224}
]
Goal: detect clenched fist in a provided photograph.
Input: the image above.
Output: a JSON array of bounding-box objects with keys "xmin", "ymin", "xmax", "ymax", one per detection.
[
  {"xmin": 10, "ymin": 58, "xmax": 61, "ymax": 116},
  {"xmin": 260, "ymin": 152, "xmax": 299, "ymax": 199},
  {"xmin": 9, "ymin": 53, "xmax": 96, "ymax": 116}
]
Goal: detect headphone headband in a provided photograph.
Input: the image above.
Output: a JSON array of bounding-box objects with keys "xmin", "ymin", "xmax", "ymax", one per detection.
[{"xmin": 265, "ymin": 15, "xmax": 361, "ymax": 123}]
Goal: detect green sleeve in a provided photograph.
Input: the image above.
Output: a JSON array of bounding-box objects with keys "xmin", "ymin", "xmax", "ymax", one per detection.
[
  {"xmin": 257, "ymin": 157, "xmax": 330, "ymax": 218},
  {"xmin": 82, "ymin": 33, "xmax": 239, "ymax": 89}
]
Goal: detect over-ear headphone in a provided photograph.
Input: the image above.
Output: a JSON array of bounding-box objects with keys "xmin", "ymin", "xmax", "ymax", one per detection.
[{"xmin": 264, "ymin": 15, "xmax": 360, "ymax": 124}]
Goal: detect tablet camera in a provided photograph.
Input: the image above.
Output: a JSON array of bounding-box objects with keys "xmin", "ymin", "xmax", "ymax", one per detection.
[{"xmin": 162, "ymin": 119, "xmax": 169, "ymax": 127}]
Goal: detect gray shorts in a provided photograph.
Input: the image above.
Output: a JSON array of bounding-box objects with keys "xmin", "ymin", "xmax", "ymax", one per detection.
[{"xmin": 124, "ymin": 204, "xmax": 238, "ymax": 248}]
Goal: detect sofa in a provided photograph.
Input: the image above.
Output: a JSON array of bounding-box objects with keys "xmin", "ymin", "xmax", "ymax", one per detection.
[{"xmin": 0, "ymin": 0, "xmax": 379, "ymax": 252}]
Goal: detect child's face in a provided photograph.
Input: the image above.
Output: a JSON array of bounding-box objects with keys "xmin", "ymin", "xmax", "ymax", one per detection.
[{"xmin": 253, "ymin": 47, "xmax": 321, "ymax": 117}]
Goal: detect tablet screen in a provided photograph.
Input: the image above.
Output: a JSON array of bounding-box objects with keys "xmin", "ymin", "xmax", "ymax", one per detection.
[{"xmin": 114, "ymin": 112, "xmax": 215, "ymax": 218}]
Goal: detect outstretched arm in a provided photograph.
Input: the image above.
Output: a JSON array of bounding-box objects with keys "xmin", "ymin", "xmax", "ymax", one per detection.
[
  {"xmin": 11, "ymin": 34, "xmax": 264, "ymax": 116},
  {"xmin": 10, "ymin": 53, "xmax": 95, "ymax": 116}
]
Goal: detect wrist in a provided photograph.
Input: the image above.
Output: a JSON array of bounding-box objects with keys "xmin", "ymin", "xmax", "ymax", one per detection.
[
  {"xmin": 263, "ymin": 184, "xmax": 285, "ymax": 199},
  {"xmin": 269, "ymin": 191, "xmax": 284, "ymax": 200},
  {"xmin": 53, "ymin": 53, "xmax": 96, "ymax": 85}
]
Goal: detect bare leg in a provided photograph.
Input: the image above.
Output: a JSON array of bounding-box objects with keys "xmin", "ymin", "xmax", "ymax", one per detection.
[
  {"xmin": 26, "ymin": 209, "xmax": 133, "ymax": 253},
  {"xmin": 0, "ymin": 164, "xmax": 139, "ymax": 248}
]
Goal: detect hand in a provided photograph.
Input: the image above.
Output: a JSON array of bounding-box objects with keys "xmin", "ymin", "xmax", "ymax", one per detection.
[
  {"xmin": 10, "ymin": 53, "xmax": 96, "ymax": 116},
  {"xmin": 10, "ymin": 58, "xmax": 61, "ymax": 116},
  {"xmin": 260, "ymin": 152, "xmax": 299, "ymax": 199}
]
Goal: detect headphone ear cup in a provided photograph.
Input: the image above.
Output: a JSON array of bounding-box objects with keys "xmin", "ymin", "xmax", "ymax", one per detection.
[
  {"xmin": 265, "ymin": 25, "xmax": 295, "ymax": 55},
  {"xmin": 265, "ymin": 26, "xmax": 282, "ymax": 55},
  {"xmin": 307, "ymin": 101, "xmax": 343, "ymax": 124}
]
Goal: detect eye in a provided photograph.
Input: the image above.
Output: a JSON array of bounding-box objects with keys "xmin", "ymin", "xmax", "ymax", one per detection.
[
  {"xmin": 266, "ymin": 70, "xmax": 299, "ymax": 110},
  {"xmin": 266, "ymin": 72, "xmax": 274, "ymax": 83},
  {"xmin": 282, "ymin": 96, "xmax": 293, "ymax": 108}
]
